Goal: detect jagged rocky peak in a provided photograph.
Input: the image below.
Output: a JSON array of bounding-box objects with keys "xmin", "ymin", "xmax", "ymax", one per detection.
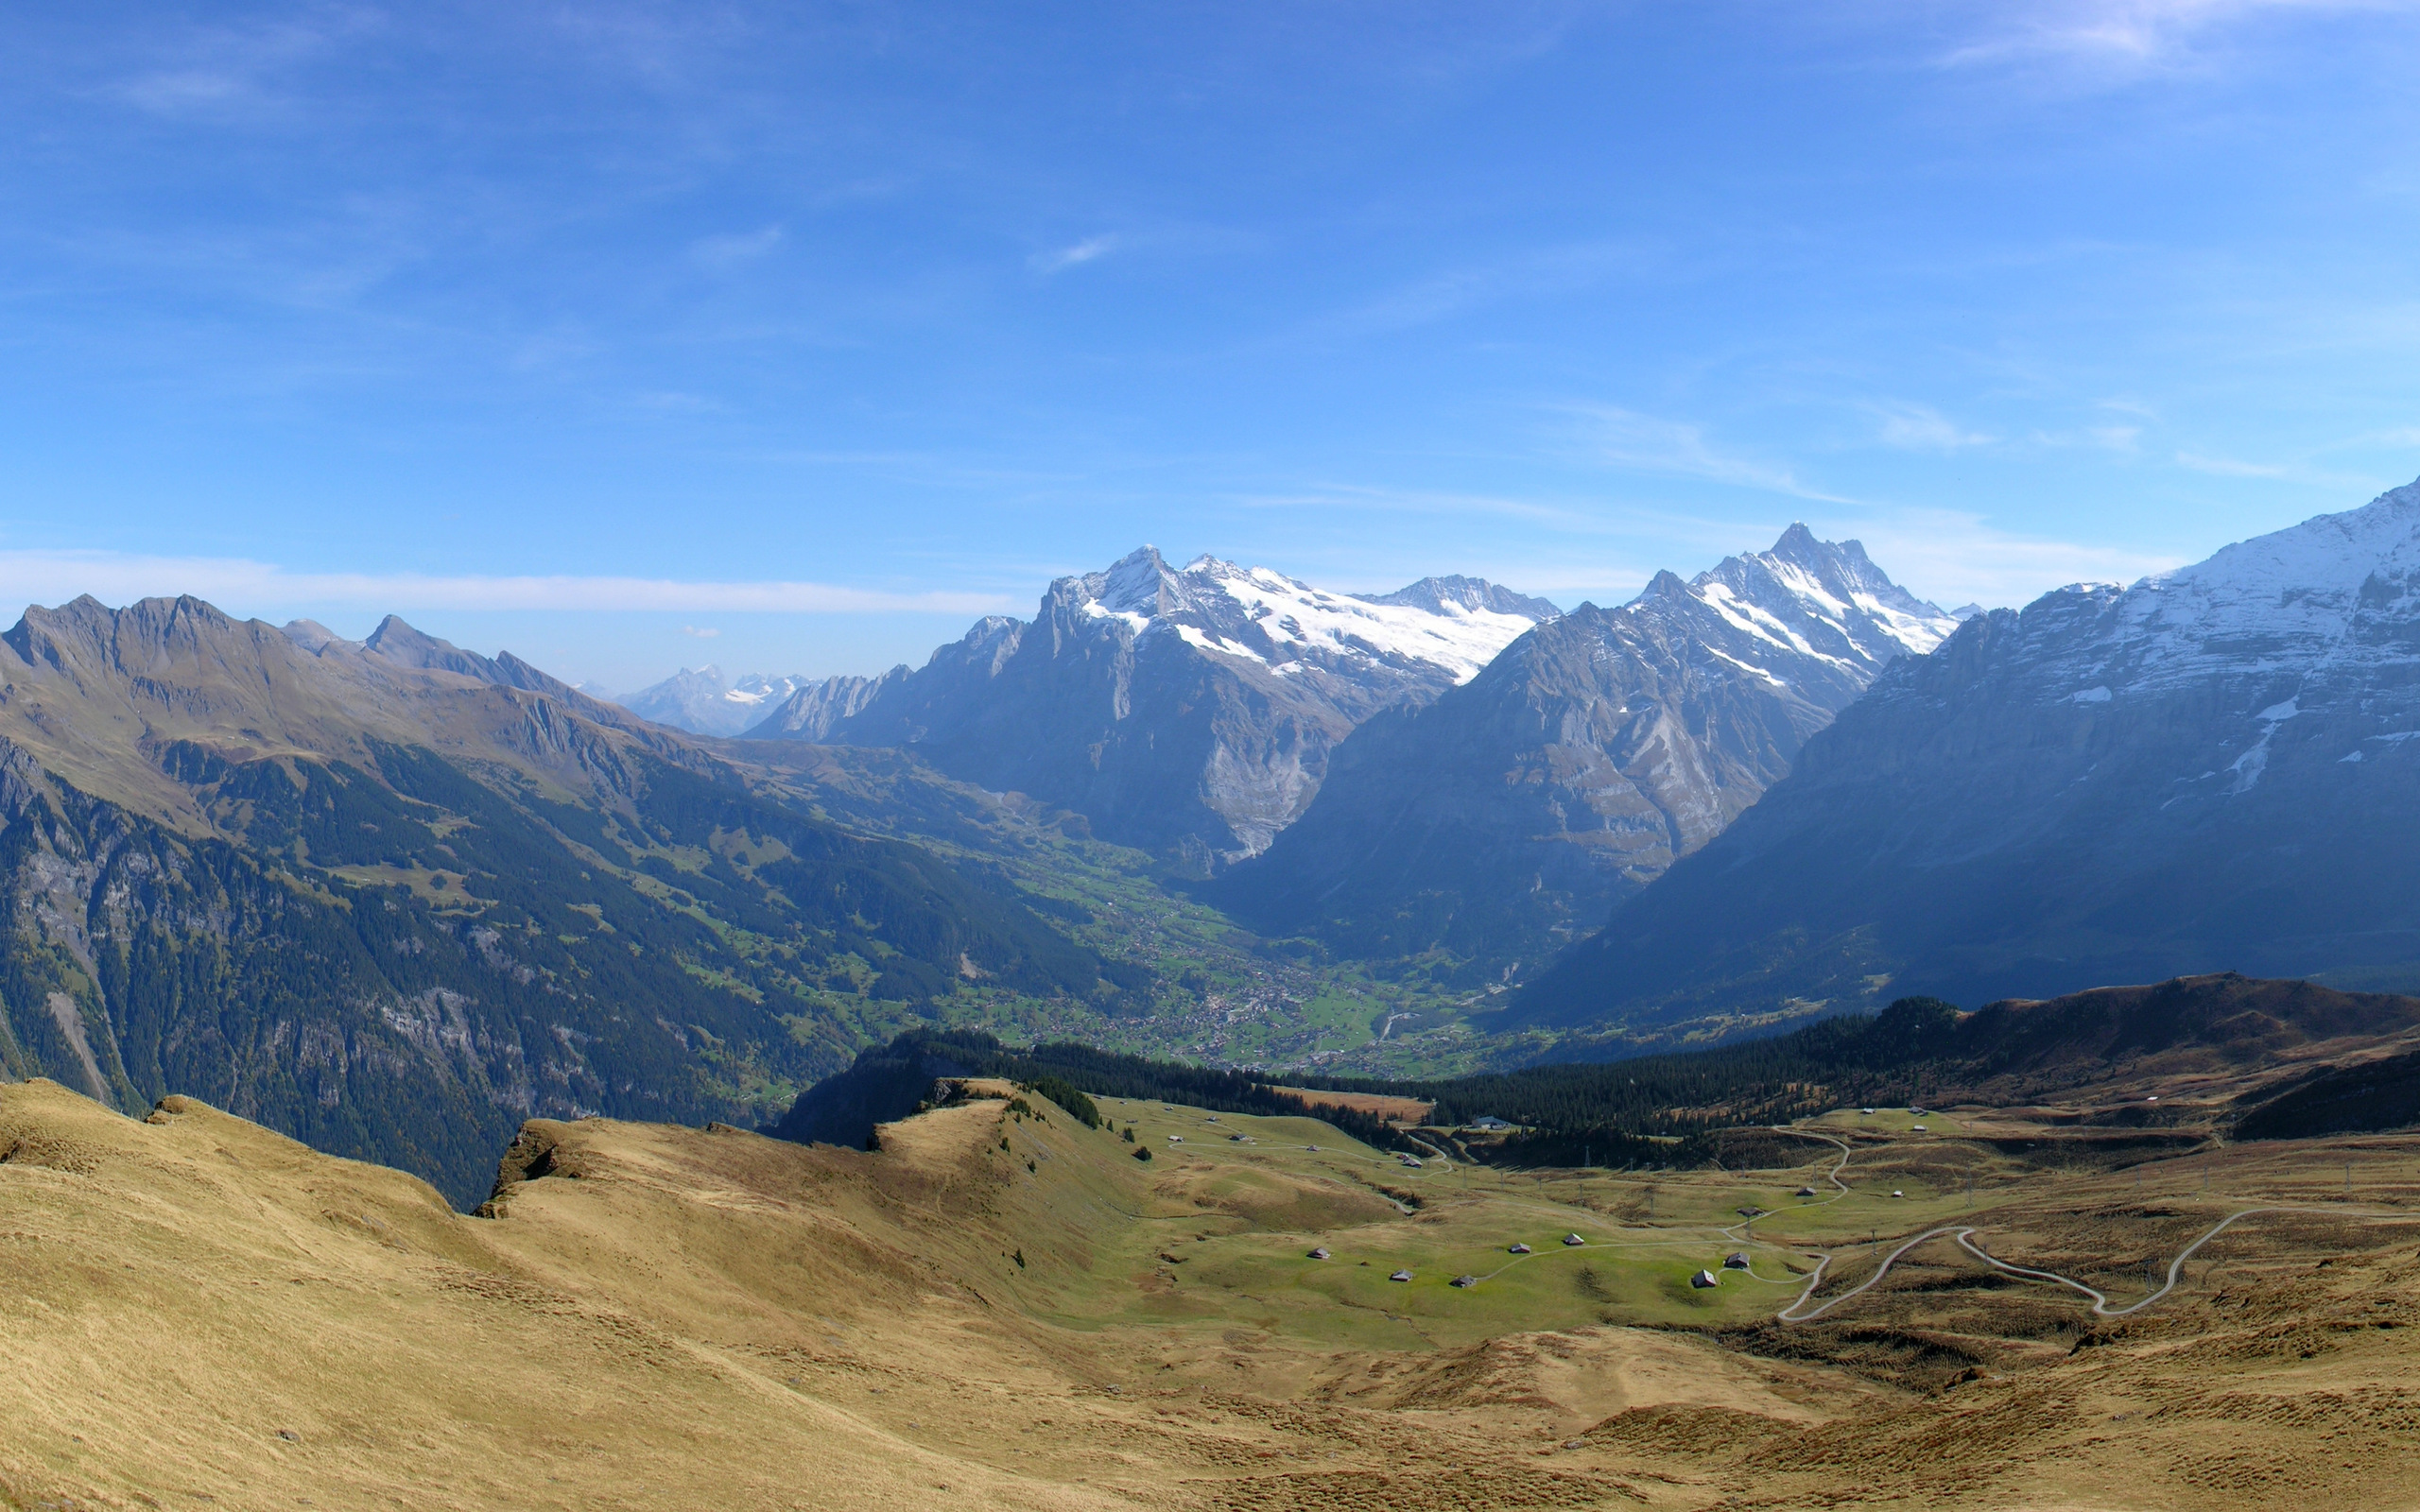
[
  {"xmin": 742, "ymin": 544, "xmax": 1563, "ymax": 862},
  {"xmin": 946, "ymin": 614, "xmax": 1024, "ymax": 669},
  {"xmin": 360, "ymin": 612, "xmax": 472, "ymax": 669},
  {"xmin": 1653, "ymin": 524, "xmax": 1960, "ymax": 668},
  {"xmin": 7, "ymin": 593, "xmax": 261, "ymax": 669}
]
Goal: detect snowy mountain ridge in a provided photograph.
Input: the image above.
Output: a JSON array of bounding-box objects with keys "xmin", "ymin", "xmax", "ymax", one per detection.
[
  {"xmin": 745, "ymin": 547, "xmax": 1563, "ymax": 864},
  {"xmin": 1879, "ymin": 478, "xmax": 2420, "ymax": 719},
  {"xmin": 1069, "ymin": 546, "xmax": 1554, "ymax": 684},
  {"xmin": 2094, "ymin": 478, "xmax": 2420, "ymax": 690}
]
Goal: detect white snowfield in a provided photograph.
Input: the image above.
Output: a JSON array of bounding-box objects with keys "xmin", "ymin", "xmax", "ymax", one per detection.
[{"xmin": 1073, "ymin": 548, "xmax": 1552, "ymax": 682}]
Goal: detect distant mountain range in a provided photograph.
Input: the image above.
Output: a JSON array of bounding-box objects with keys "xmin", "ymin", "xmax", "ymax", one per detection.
[
  {"xmin": 1219, "ymin": 526, "xmax": 1959, "ymax": 973},
  {"xmin": 1521, "ymin": 477, "xmax": 2420, "ymax": 1035},
  {"xmin": 616, "ymin": 666, "xmax": 816, "ymax": 737},
  {"xmin": 741, "ymin": 547, "xmax": 1560, "ymax": 868}
]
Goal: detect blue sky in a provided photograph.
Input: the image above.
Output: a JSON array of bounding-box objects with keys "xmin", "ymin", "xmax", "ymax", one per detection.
[{"xmin": 5, "ymin": 1, "xmax": 2420, "ymax": 691}]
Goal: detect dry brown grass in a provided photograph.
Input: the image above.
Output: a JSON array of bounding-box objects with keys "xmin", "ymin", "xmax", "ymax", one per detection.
[{"xmin": 6, "ymin": 1077, "xmax": 2420, "ymax": 1511}]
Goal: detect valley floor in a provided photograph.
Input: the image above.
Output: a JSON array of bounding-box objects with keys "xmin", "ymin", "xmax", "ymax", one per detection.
[{"xmin": 2, "ymin": 1078, "xmax": 2417, "ymax": 1510}]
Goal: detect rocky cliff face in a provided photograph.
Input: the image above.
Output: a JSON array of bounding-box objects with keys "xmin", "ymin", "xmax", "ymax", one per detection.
[
  {"xmin": 1219, "ymin": 527, "xmax": 1957, "ymax": 970},
  {"xmin": 1519, "ymin": 479, "xmax": 2420, "ymax": 1033},
  {"xmin": 745, "ymin": 548, "xmax": 1557, "ymax": 868}
]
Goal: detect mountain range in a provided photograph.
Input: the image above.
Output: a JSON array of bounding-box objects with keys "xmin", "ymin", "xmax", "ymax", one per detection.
[
  {"xmin": 743, "ymin": 548, "xmax": 1560, "ymax": 868},
  {"xmin": 1522, "ymin": 477, "xmax": 2420, "ymax": 1034},
  {"xmin": 0, "ymin": 598, "xmax": 1124, "ymax": 1205},
  {"xmin": 616, "ymin": 666, "xmax": 817, "ymax": 737},
  {"xmin": 10, "ymin": 487, "xmax": 2420, "ymax": 1204},
  {"xmin": 1219, "ymin": 526, "xmax": 1959, "ymax": 973}
]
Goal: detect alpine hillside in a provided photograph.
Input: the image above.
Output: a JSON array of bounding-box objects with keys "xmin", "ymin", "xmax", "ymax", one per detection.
[
  {"xmin": 746, "ymin": 547, "xmax": 1558, "ymax": 868},
  {"xmin": 1222, "ymin": 526, "xmax": 1958, "ymax": 972},
  {"xmin": 1521, "ymin": 478, "xmax": 2420, "ymax": 1033},
  {"xmin": 0, "ymin": 596, "xmax": 1126, "ymax": 1206}
]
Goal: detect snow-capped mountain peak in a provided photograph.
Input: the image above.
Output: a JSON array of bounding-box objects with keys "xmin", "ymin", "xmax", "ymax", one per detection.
[{"xmin": 1630, "ymin": 524, "xmax": 1959, "ymax": 680}]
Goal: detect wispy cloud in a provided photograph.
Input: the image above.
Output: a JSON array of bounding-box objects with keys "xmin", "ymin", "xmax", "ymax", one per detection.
[
  {"xmin": 107, "ymin": 9, "xmax": 379, "ymax": 123},
  {"xmin": 1826, "ymin": 507, "xmax": 2190, "ymax": 608},
  {"xmin": 1574, "ymin": 405, "xmax": 1858, "ymax": 503},
  {"xmin": 1317, "ymin": 241, "xmax": 1653, "ymax": 338},
  {"xmin": 2175, "ymin": 451, "xmax": 2381, "ymax": 488},
  {"xmin": 1939, "ymin": 0, "xmax": 2395, "ymax": 69},
  {"xmin": 2175, "ymin": 450, "xmax": 2290, "ymax": 478},
  {"xmin": 679, "ymin": 625, "xmax": 721, "ymax": 638},
  {"xmin": 0, "ymin": 552, "xmax": 1013, "ymax": 619},
  {"xmin": 1030, "ymin": 234, "xmax": 1120, "ymax": 274},
  {"xmin": 1232, "ymin": 483, "xmax": 1613, "ymax": 532},
  {"xmin": 2031, "ymin": 423, "xmax": 2143, "ymax": 453},
  {"xmin": 690, "ymin": 226, "xmax": 785, "ymax": 270},
  {"xmin": 1873, "ymin": 401, "xmax": 1995, "ymax": 452}
]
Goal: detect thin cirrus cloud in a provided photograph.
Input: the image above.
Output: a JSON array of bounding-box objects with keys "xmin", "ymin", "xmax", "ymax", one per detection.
[
  {"xmin": 1826, "ymin": 507, "xmax": 2189, "ymax": 608},
  {"xmin": 689, "ymin": 226, "xmax": 785, "ymax": 270},
  {"xmin": 0, "ymin": 552, "xmax": 1011, "ymax": 620},
  {"xmin": 2174, "ymin": 451, "xmax": 2382, "ymax": 489},
  {"xmin": 1576, "ymin": 404, "xmax": 1859, "ymax": 503},
  {"xmin": 1937, "ymin": 0, "xmax": 2392, "ymax": 68},
  {"xmin": 1873, "ymin": 402, "xmax": 1995, "ymax": 452},
  {"xmin": 1233, "ymin": 483, "xmax": 1617, "ymax": 533},
  {"xmin": 1030, "ymin": 234, "xmax": 1120, "ymax": 274}
]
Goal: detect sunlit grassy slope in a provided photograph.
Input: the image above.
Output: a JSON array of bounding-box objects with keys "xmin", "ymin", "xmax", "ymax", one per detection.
[{"xmin": 9, "ymin": 1068, "xmax": 2420, "ymax": 1511}]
